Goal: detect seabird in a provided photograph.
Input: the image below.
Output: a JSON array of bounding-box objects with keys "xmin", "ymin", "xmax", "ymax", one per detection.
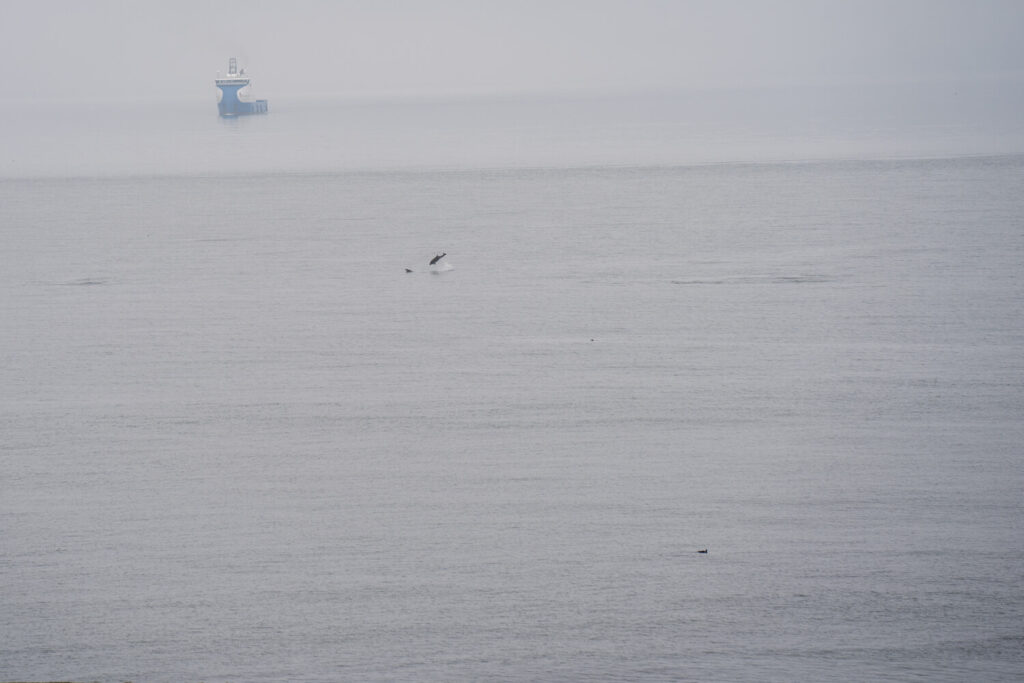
[
  {"xmin": 405, "ymin": 268, "xmax": 413, "ymax": 273},
  {"xmin": 429, "ymin": 252, "xmax": 446, "ymax": 266},
  {"xmin": 697, "ymin": 549, "xmax": 708, "ymax": 554}
]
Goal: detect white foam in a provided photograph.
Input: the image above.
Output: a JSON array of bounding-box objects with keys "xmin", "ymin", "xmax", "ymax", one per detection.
[{"xmin": 430, "ymin": 261, "xmax": 454, "ymax": 273}]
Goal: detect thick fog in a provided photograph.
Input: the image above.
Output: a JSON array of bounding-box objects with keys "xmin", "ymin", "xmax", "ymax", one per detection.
[{"xmin": 2, "ymin": 0, "xmax": 1023, "ymax": 102}]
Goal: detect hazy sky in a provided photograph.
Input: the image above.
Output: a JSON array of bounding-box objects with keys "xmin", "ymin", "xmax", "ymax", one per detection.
[{"xmin": 2, "ymin": 0, "xmax": 1023, "ymax": 102}]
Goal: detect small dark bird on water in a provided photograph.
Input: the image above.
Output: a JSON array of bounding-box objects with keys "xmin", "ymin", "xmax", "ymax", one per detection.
[
  {"xmin": 405, "ymin": 268, "xmax": 413, "ymax": 273},
  {"xmin": 697, "ymin": 549, "xmax": 708, "ymax": 554}
]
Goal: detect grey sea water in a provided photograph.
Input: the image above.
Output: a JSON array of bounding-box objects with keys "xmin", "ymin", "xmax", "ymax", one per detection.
[{"xmin": 2, "ymin": 92, "xmax": 1024, "ymax": 681}]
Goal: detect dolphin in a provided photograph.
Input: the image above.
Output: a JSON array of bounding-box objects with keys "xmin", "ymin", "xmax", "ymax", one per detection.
[{"xmin": 429, "ymin": 252, "xmax": 446, "ymax": 265}]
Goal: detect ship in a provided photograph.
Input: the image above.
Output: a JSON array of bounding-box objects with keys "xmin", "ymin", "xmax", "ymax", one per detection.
[{"xmin": 215, "ymin": 58, "xmax": 268, "ymax": 116}]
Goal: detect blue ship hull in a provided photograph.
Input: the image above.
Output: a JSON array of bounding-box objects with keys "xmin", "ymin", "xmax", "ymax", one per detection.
[{"xmin": 218, "ymin": 89, "xmax": 268, "ymax": 116}]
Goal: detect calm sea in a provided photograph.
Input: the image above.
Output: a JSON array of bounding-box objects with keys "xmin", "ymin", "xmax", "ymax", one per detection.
[{"xmin": 2, "ymin": 89, "xmax": 1023, "ymax": 681}]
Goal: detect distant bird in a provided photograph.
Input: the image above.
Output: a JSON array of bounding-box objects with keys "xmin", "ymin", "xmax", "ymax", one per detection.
[
  {"xmin": 405, "ymin": 268, "xmax": 413, "ymax": 273},
  {"xmin": 697, "ymin": 549, "xmax": 708, "ymax": 554},
  {"xmin": 429, "ymin": 252, "xmax": 447, "ymax": 266}
]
